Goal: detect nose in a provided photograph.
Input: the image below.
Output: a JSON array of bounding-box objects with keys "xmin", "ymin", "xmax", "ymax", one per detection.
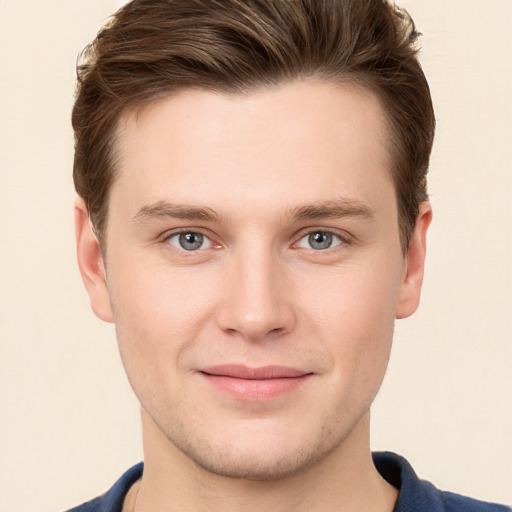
[{"xmin": 215, "ymin": 247, "xmax": 296, "ymax": 342}]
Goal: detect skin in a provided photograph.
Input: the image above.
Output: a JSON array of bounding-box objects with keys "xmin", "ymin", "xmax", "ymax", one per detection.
[{"xmin": 76, "ymin": 81, "xmax": 431, "ymax": 512}]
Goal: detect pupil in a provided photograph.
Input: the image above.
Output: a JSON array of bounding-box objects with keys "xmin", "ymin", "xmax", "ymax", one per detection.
[
  {"xmin": 179, "ymin": 232, "xmax": 203, "ymax": 251},
  {"xmin": 309, "ymin": 232, "xmax": 332, "ymax": 250}
]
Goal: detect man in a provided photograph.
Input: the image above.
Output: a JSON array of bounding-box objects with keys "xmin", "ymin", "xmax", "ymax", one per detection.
[{"xmin": 68, "ymin": 0, "xmax": 510, "ymax": 511}]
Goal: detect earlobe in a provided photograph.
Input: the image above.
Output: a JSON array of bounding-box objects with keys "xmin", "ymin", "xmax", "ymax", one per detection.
[
  {"xmin": 395, "ymin": 201, "xmax": 432, "ymax": 319},
  {"xmin": 75, "ymin": 198, "xmax": 114, "ymax": 323}
]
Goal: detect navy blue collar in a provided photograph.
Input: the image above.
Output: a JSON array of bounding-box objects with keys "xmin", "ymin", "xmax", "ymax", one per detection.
[{"xmin": 373, "ymin": 452, "xmax": 509, "ymax": 512}]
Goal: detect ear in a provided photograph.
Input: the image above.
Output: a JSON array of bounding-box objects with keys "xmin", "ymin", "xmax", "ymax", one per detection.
[
  {"xmin": 75, "ymin": 197, "xmax": 114, "ymax": 323},
  {"xmin": 396, "ymin": 201, "xmax": 432, "ymax": 319}
]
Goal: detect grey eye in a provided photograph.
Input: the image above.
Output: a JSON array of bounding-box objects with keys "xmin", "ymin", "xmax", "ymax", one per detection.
[
  {"xmin": 297, "ymin": 231, "xmax": 343, "ymax": 251},
  {"xmin": 180, "ymin": 233, "xmax": 203, "ymax": 250},
  {"xmin": 309, "ymin": 232, "xmax": 333, "ymax": 250},
  {"xmin": 168, "ymin": 232, "xmax": 212, "ymax": 251}
]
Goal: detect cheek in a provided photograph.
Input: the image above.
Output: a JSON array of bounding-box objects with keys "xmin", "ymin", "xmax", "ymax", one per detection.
[
  {"xmin": 299, "ymin": 256, "xmax": 401, "ymax": 329},
  {"xmin": 110, "ymin": 256, "xmax": 216, "ymax": 328},
  {"xmin": 297, "ymin": 259, "xmax": 401, "ymax": 385},
  {"xmin": 107, "ymin": 260, "xmax": 220, "ymax": 380}
]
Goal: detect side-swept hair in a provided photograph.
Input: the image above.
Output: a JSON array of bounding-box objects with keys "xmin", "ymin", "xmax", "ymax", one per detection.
[{"xmin": 72, "ymin": 0, "xmax": 435, "ymax": 251}]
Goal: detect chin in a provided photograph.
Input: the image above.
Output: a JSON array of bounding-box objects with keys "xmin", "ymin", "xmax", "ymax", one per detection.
[
  {"xmin": 158, "ymin": 412, "xmax": 360, "ymax": 482},
  {"xmin": 178, "ymin": 439, "xmax": 334, "ymax": 481}
]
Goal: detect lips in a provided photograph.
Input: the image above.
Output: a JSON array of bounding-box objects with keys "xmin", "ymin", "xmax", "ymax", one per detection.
[
  {"xmin": 201, "ymin": 365, "xmax": 309, "ymax": 379},
  {"xmin": 199, "ymin": 365, "xmax": 312, "ymax": 400}
]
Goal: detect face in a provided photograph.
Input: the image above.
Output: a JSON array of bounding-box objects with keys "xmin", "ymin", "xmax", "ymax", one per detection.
[{"xmin": 77, "ymin": 81, "xmax": 430, "ymax": 480}]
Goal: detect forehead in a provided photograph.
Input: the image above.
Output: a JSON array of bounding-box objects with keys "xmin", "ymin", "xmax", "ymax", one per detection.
[{"xmin": 111, "ymin": 81, "xmax": 394, "ymax": 221}]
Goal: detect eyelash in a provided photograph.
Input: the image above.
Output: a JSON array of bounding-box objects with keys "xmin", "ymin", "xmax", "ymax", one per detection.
[
  {"xmin": 293, "ymin": 228, "xmax": 350, "ymax": 253},
  {"xmin": 161, "ymin": 227, "xmax": 350, "ymax": 254},
  {"xmin": 162, "ymin": 229, "xmax": 218, "ymax": 253}
]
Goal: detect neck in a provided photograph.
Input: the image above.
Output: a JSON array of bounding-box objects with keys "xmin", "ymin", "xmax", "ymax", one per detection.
[{"xmin": 130, "ymin": 409, "xmax": 398, "ymax": 512}]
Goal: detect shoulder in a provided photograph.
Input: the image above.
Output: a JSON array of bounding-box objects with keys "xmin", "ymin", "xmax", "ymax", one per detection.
[
  {"xmin": 64, "ymin": 463, "xmax": 143, "ymax": 512},
  {"xmin": 65, "ymin": 496, "xmax": 104, "ymax": 512},
  {"xmin": 372, "ymin": 452, "xmax": 510, "ymax": 512},
  {"xmin": 441, "ymin": 492, "xmax": 511, "ymax": 512}
]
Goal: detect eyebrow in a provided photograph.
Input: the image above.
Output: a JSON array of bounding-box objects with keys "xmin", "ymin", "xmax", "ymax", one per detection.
[
  {"xmin": 288, "ymin": 199, "xmax": 375, "ymax": 222},
  {"xmin": 132, "ymin": 200, "xmax": 222, "ymax": 224},
  {"xmin": 132, "ymin": 198, "xmax": 374, "ymax": 225}
]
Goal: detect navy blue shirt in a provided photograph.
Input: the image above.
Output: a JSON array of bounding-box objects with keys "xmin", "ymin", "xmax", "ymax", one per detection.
[{"xmin": 66, "ymin": 452, "xmax": 510, "ymax": 511}]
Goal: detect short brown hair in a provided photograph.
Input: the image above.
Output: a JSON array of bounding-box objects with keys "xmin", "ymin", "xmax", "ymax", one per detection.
[{"xmin": 72, "ymin": 0, "xmax": 435, "ymax": 251}]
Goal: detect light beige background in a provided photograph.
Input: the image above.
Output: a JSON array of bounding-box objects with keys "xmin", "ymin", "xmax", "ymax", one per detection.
[{"xmin": 0, "ymin": 1, "xmax": 511, "ymax": 511}]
